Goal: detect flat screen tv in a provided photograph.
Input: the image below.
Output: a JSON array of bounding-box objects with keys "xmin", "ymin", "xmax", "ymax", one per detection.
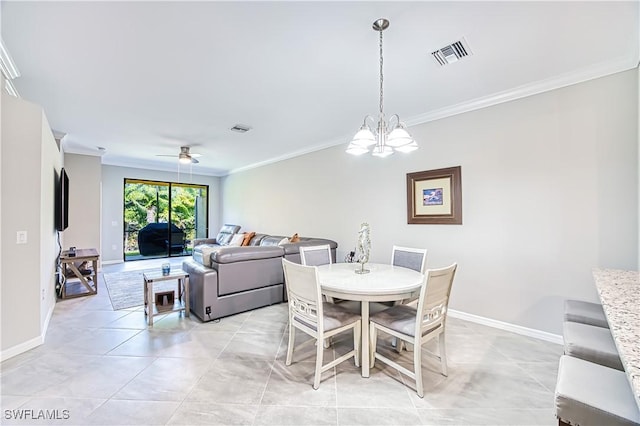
[{"xmin": 55, "ymin": 168, "xmax": 69, "ymax": 231}]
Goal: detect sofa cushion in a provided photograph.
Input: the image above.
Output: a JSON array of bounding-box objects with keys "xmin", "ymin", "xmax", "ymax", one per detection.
[
  {"xmin": 211, "ymin": 246, "xmax": 284, "ymax": 264},
  {"xmin": 216, "ymin": 224, "xmax": 241, "ymax": 246},
  {"xmin": 260, "ymin": 236, "xmax": 287, "ymax": 247},
  {"xmin": 280, "ymin": 238, "xmax": 339, "ymax": 255},
  {"xmin": 249, "ymin": 233, "xmax": 268, "ymax": 246}
]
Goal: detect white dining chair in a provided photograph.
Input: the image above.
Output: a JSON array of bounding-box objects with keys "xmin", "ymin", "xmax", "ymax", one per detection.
[
  {"xmin": 385, "ymin": 246, "xmax": 427, "ymax": 350},
  {"xmin": 299, "ymin": 244, "xmax": 333, "ymax": 266},
  {"xmin": 300, "ymin": 244, "xmax": 336, "ymax": 304},
  {"xmin": 391, "ymin": 245, "xmax": 427, "ymax": 274},
  {"xmin": 282, "ymin": 258, "xmax": 361, "ymax": 389},
  {"xmin": 369, "ymin": 263, "xmax": 457, "ymax": 398}
]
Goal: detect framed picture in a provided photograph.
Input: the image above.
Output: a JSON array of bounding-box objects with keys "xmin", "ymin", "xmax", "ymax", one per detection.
[{"xmin": 406, "ymin": 166, "xmax": 462, "ymax": 224}]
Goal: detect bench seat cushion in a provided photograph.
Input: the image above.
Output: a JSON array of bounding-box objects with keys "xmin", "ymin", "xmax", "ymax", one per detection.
[
  {"xmin": 564, "ymin": 299, "xmax": 609, "ymax": 328},
  {"xmin": 563, "ymin": 321, "xmax": 623, "ymax": 371},
  {"xmin": 555, "ymin": 355, "xmax": 640, "ymax": 426}
]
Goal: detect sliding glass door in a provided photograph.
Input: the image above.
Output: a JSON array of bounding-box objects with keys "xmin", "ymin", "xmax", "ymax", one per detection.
[{"xmin": 123, "ymin": 179, "xmax": 208, "ymax": 261}]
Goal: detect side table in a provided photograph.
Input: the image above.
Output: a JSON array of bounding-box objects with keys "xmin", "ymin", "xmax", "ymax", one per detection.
[
  {"xmin": 143, "ymin": 269, "xmax": 190, "ymax": 326},
  {"xmin": 59, "ymin": 248, "xmax": 99, "ymax": 299}
]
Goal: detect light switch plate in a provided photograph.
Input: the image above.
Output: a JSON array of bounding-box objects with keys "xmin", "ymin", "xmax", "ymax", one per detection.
[{"xmin": 16, "ymin": 231, "xmax": 27, "ymax": 244}]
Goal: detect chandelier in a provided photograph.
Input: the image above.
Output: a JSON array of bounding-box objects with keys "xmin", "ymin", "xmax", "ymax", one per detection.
[{"xmin": 346, "ymin": 18, "xmax": 418, "ymax": 158}]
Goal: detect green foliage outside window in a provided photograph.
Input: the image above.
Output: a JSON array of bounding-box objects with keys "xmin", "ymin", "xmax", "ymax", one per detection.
[{"xmin": 123, "ymin": 180, "xmax": 207, "ymax": 256}]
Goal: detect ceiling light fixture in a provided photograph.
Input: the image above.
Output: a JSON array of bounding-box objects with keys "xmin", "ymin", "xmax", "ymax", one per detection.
[{"xmin": 346, "ymin": 18, "xmax": 418, "ymax": 158}]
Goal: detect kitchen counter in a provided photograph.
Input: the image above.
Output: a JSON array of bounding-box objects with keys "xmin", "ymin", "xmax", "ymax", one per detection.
[{"xmin": 593, "ymin": 268, "xmax": 640, "ymax": 408}]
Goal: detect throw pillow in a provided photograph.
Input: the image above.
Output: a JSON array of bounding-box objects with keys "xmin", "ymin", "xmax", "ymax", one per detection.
[
  {"xmin": 290, "ymin": 233, "xmax": 300, "ymax": 243},
  {"xmin": 242, "ymin": 231, "xmax": 256, "ymax": 246},
  {"xmin": 278, "ymin": 237, "xmax": 290, "ymax": 246},
  {"xmin": 228, "ymin": 233, "xmax": 244, "ymax": 247}
]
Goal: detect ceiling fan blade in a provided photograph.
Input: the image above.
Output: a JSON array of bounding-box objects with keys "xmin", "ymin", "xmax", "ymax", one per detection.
[
  {"xmin": 191, "ymin": 157, "xmax": 199, "ymax": 164},
  {"xmin": 190, "ymin": 153, "xmax": 202, "ymax": 158},
  {"xmin": 156, "ymin": 154, "xmax": 177, "ymax": 157}
]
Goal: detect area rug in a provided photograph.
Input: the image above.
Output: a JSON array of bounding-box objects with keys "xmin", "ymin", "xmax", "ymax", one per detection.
[{"xmin": 103, "ymin": 269, "xmax": 183, "ymax": 310}]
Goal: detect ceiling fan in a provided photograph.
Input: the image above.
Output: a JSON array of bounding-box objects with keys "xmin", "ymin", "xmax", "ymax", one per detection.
[{"xmin": 156, "ymin": 146, "xmax": 201, "ymax": 164}]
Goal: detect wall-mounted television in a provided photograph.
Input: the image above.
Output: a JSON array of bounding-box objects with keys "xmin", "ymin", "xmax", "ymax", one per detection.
[{"xmin": 55, "ymin": 168, "xmax": 69, "ymax": 231}]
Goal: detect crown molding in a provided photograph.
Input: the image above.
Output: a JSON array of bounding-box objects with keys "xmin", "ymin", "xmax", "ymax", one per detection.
[
  {"xmin": 227, "ymin": 56, "xmax": 638, "ymax": 177},
  {"xmin": 407, "ymin": 55, "xmax": 638, "ymax": 127},
  {"xmin": 0, "ymin": 37, "xmax": 20, "ymax": 80},
  {"xmin": 228, "ymin": 135, "xmax": 349, "ymax": 175}
]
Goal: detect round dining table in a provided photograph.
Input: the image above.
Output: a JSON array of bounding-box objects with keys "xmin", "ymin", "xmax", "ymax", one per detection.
[{"xmin": 316, "ymin": 262, "xmax": 424, "ymax": 377}]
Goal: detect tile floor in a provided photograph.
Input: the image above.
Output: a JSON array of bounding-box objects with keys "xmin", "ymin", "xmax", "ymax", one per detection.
[{"xmin": 1, "ymin": 258, "xmax": 563, "ymax": 425}]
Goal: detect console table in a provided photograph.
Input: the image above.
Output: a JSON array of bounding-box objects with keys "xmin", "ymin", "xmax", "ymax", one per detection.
[{"xmin": 59, "ymin": 248, "xmax": 99, "ymax": 299}]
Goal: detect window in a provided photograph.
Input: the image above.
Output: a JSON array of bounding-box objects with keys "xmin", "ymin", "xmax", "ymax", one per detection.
[{"xmin": 123, "ymin": 179, "xmax": 208, "ymax": 261}]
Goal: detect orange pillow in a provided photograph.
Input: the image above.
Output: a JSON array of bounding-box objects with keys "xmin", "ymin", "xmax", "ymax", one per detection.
[
  {"xmin": 290, "ymin": 233, "xmax": 300, "ymax": 243},
  {"xmin": 242, "ymin": 232, "xmax": 256, "ymax": 246}
]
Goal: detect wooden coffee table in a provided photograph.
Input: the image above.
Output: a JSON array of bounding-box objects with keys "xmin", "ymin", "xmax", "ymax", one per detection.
[{"xmin": 143, "ymin": 269, "xmax": 190, "ymax": 326}]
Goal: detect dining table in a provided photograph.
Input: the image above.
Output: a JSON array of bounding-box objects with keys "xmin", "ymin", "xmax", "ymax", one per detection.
[{"xmin": 317, "ymin": 262, "xmax": 424, "ymax": 378}]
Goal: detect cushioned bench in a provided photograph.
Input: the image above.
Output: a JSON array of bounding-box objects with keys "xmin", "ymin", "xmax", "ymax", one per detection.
[
  {"xmin": 563, "ymin": 321, "xmax": 623, "ymax": 371},
  {"xmin": 555, "ymin": 355, "xmax": 640, "ymax": 426},
  {"xmin": 564, "ymin": 299, "xmax": 609, "ymax": 328}
]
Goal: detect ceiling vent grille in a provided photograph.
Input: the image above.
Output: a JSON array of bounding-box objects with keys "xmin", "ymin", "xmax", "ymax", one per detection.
[
  {"xmin": 431, "ymin": 39, "xmax": 471, "ymax": 66},
  {"xmin": 230, "ymin": 124, "xmax": 252, "ymax": 133}
]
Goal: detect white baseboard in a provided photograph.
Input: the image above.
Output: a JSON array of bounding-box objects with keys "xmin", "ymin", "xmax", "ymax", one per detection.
[
  {"xmin": 448, "ymin": 309, "xmax": 563, "ymax": 345},
  {"xmin": 0, "ymin": 335, "xmax": 43, "ymax": 362},
  {"xmin": 102, "ymin": 259, "xmax": 123, "ymax": 265},
  {"xmin": 1, "ymin": 298, "xmax": 56, "ymax": 362}
]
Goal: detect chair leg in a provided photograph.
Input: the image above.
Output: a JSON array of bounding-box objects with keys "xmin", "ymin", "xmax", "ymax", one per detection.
[
  {"xmin": 414, "ymin": 341, "xmax": 424, "ymax": 398},
  {"xmin": 313, "ymin": 335, "xmax": 324, "ymax": 390},
  {"xmin": 439, "ymin": 331, "xmax": 448, "ymax": 376},
  {"xmin": 286, "ymin": 322, "xmax": 295, "ymax": 366},
  {"xmin": 353, "ymin": 321, "xmax": 361, "ymax": 368},
  {"xmin": 369, "ymin": 325, "xmax": 377, "ymax": 369},
  {"xmin": 392, "ymin": 336, "xmax": 402, "ymax": 352}
]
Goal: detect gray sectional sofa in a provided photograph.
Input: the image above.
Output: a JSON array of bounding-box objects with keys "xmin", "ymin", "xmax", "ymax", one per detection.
[{"xmin": 182, "ymin": 225, "xmax": 337, "ymax": 322}]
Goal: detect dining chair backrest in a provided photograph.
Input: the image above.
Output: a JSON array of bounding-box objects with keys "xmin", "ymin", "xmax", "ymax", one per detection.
[
  {"xmin": 391, "ymin": 246, "xmax": 427, "ymax": 273},
  {"xmin": 300, "ymin": 244, "xmax": 333, "ymax": 267},
  {"xmin": 282, "ymin": 258, "xmax": 323, "ymax": 331},
  {"xmin": 415, "ymin": 263, "xmax": 457, "ymax": 335}
]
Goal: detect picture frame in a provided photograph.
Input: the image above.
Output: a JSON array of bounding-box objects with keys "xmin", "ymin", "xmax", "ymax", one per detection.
[{"xmin": 406, "ymin": 166, "xmax": 462, "ymax": 224}]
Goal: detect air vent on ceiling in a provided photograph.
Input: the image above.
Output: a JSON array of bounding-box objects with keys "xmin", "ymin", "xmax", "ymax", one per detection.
[
  {"xmin": 431, "ymin": 38, "xmax": 471, "ymax": 66},
  {"xmin": 230, "ymin": 124, "xmax": 252, "ymax": 133}
]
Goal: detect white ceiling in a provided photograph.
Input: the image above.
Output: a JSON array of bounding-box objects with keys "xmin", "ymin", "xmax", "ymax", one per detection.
[{"xmin": 2, "ymin": 1, "xmax": 638, "ymax": 176}]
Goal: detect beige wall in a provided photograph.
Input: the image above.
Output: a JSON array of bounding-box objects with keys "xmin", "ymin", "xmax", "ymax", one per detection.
[
  {"xmin": 222, "ymin": 70, "xmax": 639, "ymax": 336},
  {"xmin": 63, "ymin": 153, "xmax": 102, "ymax": 256},
  {"xmin": 101, "ymin": 165, "xmax": 221, "ymax": 263},
  {"xmin": 1, "ymin": 93, "xmax": 61, "ymax": 358}
]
